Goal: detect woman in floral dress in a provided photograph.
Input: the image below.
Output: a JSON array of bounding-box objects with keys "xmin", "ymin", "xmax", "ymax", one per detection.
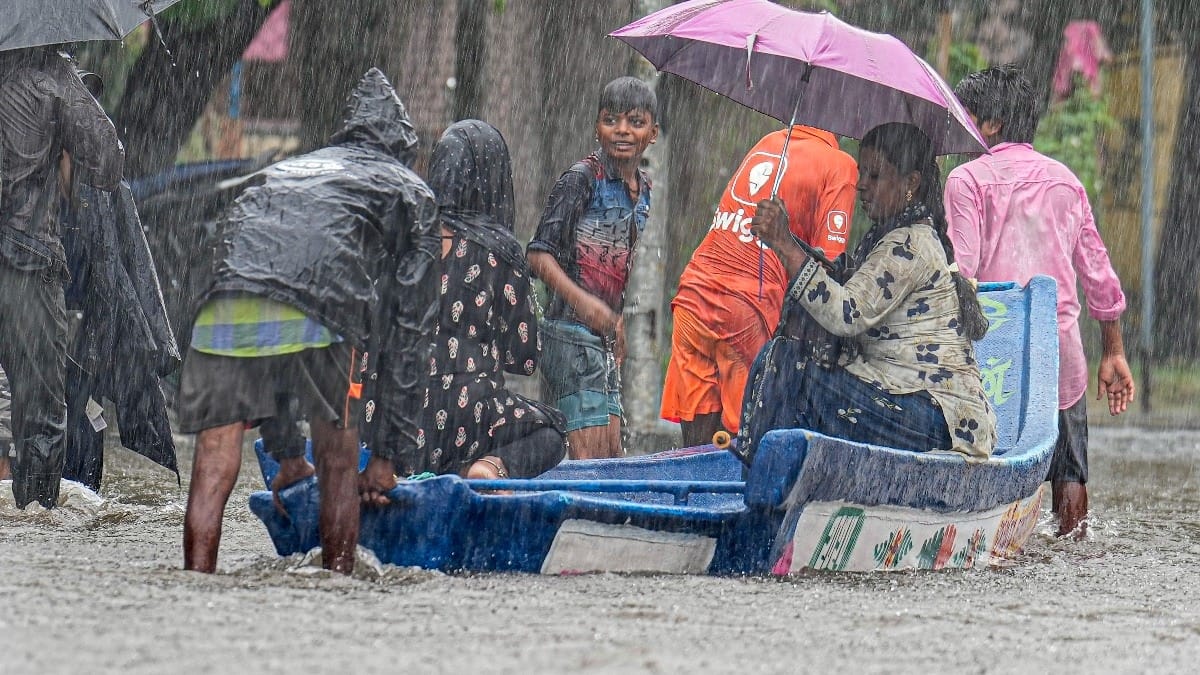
[{"xmin": 415, "ymin": 120, "xmax": 566, "ymax": 479}]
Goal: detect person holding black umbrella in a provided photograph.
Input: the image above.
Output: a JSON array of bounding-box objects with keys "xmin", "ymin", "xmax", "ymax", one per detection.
[{"xmin": 0, "ymin": 45, "xmax": 124, "ymax": 508}]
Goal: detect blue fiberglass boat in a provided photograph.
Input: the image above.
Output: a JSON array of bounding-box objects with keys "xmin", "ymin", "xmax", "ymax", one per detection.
[{"xmin": 250, "ymin": 278, "xmax": 1058, "ymax": 574}]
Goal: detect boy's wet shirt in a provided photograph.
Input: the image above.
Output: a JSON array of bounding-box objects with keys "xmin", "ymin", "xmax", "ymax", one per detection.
[{"xmin": 573, "ymin": 169, "xmax": 651, "ymax": 313}]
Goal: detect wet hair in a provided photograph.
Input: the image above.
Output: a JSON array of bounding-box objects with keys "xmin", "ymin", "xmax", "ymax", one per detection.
[
  {"xmin": 598, "ymin": 76, "xmax": 657, "ymax": 120},
  {"xmin": 860, "ymin": 123, "xmax": 989, "ymax": 341},
  {"xmin": 953, "ymin": 64, "xmax": 1041, "ymax": 144}
]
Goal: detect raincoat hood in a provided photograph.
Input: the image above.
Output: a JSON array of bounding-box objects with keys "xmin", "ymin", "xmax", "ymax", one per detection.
[{"xmin": 329, "ymin": 68, "xmax": 419, "ymax": 163}]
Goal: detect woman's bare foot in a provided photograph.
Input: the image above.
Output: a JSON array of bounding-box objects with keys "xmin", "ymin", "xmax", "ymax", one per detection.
[
  {"xmin": 467, "ymin": 456, "xmax": 508, "ymax": 479},
  {"xmin": 271, "ymin": 456, "xmax": 315, "ymax": 516},
  {"xmin": 467, "ymin": 456, "xmax": 511, "ymax": 494}
]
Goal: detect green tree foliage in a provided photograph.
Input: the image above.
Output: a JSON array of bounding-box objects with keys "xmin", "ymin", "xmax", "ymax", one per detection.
[{"xmin": 1034, "ymin": 77, "xmax": 1116, "ymax": 208}]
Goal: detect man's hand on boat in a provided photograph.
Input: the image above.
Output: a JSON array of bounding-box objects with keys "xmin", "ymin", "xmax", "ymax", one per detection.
[{"xmin": 359, "ymin": 455, "xmax": 398, "ymax": 506}]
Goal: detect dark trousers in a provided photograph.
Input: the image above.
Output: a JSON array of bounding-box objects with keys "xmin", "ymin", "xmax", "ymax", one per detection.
[
  {"xmin": 490, "ymin": 425, "xmax": 567, "ymax": 479},
  {"xmin": 0, "ymin": 260, "xmax": 68, "ymax": 508},
  {"xmin": 1047, "ymin": 396, "xmax": 1088, "ymax": 484},
  {"xmin": 737, "ymin": 337, "xmax": 952, "ymax": 465}
]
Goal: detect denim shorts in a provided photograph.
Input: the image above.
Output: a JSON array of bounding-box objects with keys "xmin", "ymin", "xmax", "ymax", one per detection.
[{"xmin": 538, "ymin": 319, "xmax": 621, "ymax": 432}]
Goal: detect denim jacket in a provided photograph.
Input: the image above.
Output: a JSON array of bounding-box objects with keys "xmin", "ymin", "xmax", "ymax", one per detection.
[{"xmin": 528, "ymin": 151, "xmax": 651, "ymax": 326}]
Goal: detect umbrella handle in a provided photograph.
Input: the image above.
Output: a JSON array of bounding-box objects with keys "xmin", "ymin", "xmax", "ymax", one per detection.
[
  {"xmin": 759, "ymin": 119, "xmax": 794, "ymax": 302},
  {"xmin": 760, "ymin": 68, "xmax": 811, "ymax": 300},
  {"xmin": 768, "ymin": 65, "xmax": 812, "ymax": 198}
]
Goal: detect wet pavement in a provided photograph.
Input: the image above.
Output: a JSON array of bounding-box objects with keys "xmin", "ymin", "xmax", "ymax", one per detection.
[{"xmin": 2, "ymin": 426, "xmax": 1199, "ymax": 673}]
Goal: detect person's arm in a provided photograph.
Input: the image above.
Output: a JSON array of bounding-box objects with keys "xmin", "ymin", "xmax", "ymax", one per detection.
[
  {"xmin": 59, "ymin": 151, "xmax": 72, "ymax": 199},
  {"xmin": 500, "ymin": 264, "xmax": 539, "ymax": 377},
  {"xmin": 757, "ymin": 198, "xmax": 934, "ymax": 337},
  {"xmin": 360, "ymin": 188, "xmax": 440, "ymax": 501},
  {"xmin": 527, "ymin": 251, "xmax": 619, "ymax": 338},
  {"xmin": 58, "ymin": 67, "xmax": 123, "ymax": 191},
  {"xmin": 1071, "ymin": 188, "xmax": 1134, "ymax": 416},
  {"xmin": 754, "ymin": 197, "xmax": 811, "ymax": 278},
  {"xmin": 1073, "ymin": 189, "xmax": 1127, "ymax": 322},
  {"xmin": 943, "ymin": 171, "xmax": 983, "ymax": 278},
  {"xmin": 1097, "ymin": 320, "xmax": 1134, "ymax": 415}
]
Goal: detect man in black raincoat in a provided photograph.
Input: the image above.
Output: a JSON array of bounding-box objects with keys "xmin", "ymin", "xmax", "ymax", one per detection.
[
  {"xmin": 0, "ymin": 46, "xmax": 124, "ymax": 508},
  {"xmin": 177, "ymin": 68, "xmax": 439, "ymax": 575}
]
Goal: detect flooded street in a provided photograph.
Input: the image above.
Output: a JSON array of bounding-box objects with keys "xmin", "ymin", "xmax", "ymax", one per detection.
[{"xmin": 3, "ymin": 426, "xmax": 1199, "ymax": 673}]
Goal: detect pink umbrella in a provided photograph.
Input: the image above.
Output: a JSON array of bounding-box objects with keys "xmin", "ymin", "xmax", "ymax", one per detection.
[
  {"xmin": 610, "ymin": 0, "xmax": 987, "ymax": 158},
  {"xmin": 613, "ymin": 0, "xmax": 987, "ymax": 296}
]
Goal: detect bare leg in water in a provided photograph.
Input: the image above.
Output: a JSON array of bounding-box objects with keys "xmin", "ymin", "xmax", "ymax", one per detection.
[
  {"xmin": 183, "ymin": 422, "xmax": 245, "ymax": 573},
  {"xmin": 310, "ymin": 418, "xmax": 360, "ymax": 574},
  {"xmin": 1053, "ymin": 480, "xmax": 1088, "ymax": 539},
  {"xmin": 0, "ymin": 456, "xmax": 10, "ymax": 481},
  {"xmin": 185, "ymin": 420, "xmax": 361, "ymax": 574}
]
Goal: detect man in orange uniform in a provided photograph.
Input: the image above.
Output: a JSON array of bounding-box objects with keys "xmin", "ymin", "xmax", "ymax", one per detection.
[{"xmin": 662, "ymin": 125, "xmax": 857, "ymax": 447}]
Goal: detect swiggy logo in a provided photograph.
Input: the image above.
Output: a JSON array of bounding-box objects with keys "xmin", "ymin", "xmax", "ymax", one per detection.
[
  {"xmin": 827, "ymin": 210, "xmax": 849, "ymax": 244},
  {"xmin": 730, "ymin": 152, "xmax": 787, "ymax": 207},
  {"xmin": 747, "ymin": 162, "xmax": 774, "ymax": 196},
  {"xmin": 828, "ymin": 211, "xmax": 849, "ymax": 234}
]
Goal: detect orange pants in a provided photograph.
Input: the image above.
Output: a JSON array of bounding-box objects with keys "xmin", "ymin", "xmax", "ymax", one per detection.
[{"xmin": 660, "ymin": 306, "xmax": 770, "ymax": 434}]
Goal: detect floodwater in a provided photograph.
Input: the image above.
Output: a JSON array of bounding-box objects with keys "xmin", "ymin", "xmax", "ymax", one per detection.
[{"xmin": 2, "ymin": 427, "xmax": 1199, "ymax": 674}]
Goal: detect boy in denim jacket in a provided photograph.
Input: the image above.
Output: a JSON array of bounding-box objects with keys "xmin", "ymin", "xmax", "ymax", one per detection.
[{"xmin": 527, "ymin": 77, "xmax": 658, "ymax": 459}]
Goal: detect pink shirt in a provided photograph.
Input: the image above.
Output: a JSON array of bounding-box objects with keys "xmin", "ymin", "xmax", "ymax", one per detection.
[{"xmin": 945, "ymin": 142, "xmax": 1126, "ymax": 409}]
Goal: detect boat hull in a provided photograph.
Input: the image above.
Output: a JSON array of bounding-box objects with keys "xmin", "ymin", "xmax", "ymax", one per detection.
[{"xmin": 779, "ymin": 486, "xmax": 1044, "ymax": 573}]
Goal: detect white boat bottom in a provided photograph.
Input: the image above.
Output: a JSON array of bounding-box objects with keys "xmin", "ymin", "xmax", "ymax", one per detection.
[{"xmin": 542, "ymin": 519, "xmax": 718, "ymax": 575}]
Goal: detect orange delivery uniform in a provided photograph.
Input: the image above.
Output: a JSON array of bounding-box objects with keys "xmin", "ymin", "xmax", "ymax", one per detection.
[{"xmin": 661, "ymin": 126, "xmax": 858, "ymax": 435}]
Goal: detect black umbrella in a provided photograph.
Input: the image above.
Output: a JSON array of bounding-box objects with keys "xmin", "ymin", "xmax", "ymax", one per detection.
[{"xmin": 1, "ymin": 0, "xmax": 186, "ymax": 52}]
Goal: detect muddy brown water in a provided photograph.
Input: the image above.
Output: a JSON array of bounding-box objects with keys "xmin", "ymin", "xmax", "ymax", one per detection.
[{"xmin": 3, "ymin": 427, "xmax": 1199, "ymax": 674}]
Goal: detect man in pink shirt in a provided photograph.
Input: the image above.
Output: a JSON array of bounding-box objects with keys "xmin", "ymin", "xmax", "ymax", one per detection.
[{"xmin": 945, "ymin": 65, "xmax": 1136, "ymax": 537}]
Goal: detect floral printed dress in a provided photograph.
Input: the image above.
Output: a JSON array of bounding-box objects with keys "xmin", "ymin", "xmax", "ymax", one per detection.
[
  {"xmin": 781, "ymin": 216, "xmax": 997, "ymax": 458},
  {"xmin": 418, "ymin": 234, "xmax": 552, "ymax": 474}
]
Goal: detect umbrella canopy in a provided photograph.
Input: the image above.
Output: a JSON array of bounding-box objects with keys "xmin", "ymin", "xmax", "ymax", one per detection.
[
  {"xmin": 1, "ymin": 0, "xmax": 185, "ymax": 52},
  {"xmin": 610, "ymin": 0, "xmax": 987, "ymax": 155}
]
